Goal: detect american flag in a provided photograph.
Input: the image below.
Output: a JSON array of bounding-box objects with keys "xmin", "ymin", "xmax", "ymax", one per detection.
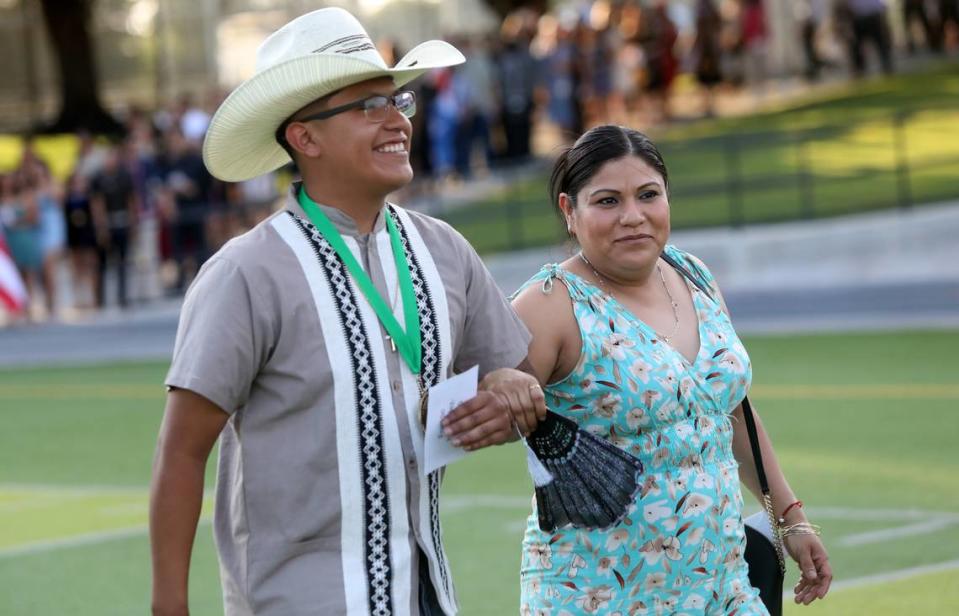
[{"xmin": 0, "ymin": 227, "xmax": 27, "ymax": 314}]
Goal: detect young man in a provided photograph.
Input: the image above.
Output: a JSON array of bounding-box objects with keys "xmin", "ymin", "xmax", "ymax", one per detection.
[{"xmin": 149, "ymin": 9, "xmax": 545, "ymax": 616}]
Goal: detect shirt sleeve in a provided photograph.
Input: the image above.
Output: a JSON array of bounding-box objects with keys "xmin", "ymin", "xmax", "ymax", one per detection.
[
  {"xmin": 451, "ymin": 235, "xmax": 532, "ymax": 377},
  {"xmin": 164, "ymin": 256, "xmax": 272, "ymax": 413}
]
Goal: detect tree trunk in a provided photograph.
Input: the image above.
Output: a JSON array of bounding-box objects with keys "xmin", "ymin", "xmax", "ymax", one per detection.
[
  {"xmin": 481, "ymin": 0, "xmax": 547, "ymax": 19},
  {"xmin": 36, "ymin": 0, "xmax": 123, "ymax": 135}
]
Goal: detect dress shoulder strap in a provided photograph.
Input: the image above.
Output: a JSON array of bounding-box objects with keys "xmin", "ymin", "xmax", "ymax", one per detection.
[{"xmin": 511, "ymin": 264, "xmax": 596, "ymax": 303}]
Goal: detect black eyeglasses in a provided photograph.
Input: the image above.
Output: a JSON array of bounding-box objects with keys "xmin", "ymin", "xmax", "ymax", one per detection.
[{"xmin": 296, "ymin": 90, "xmax": 417, "ymax": 124}]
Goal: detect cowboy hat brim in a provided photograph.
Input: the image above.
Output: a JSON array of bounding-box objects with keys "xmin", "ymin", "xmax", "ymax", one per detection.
[{"xmin": 203, "ymin": 40, "xmax": 464, "ymax": 182}]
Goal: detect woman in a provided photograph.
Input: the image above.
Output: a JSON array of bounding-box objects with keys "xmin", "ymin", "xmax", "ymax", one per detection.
[
  {"xmin": 512, "ymin": 125, "xmax": 831, "ymax": 614},
  {"xmin": 693, "ymin": 0, "xmax": 724, "ymax": 116}
]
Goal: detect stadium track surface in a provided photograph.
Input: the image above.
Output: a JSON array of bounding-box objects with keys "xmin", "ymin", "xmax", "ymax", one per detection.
[{"xmin": 1, "ymin": 277, "xmax": 957, "ymax": 368}]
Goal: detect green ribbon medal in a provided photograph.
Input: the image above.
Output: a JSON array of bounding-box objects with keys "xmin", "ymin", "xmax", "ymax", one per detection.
[{"xmin": 298, "ymin": 189, "xmax": 422, "ymax": 376}]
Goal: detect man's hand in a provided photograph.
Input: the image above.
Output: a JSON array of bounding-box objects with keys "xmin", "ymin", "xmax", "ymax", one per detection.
[{"xmin": 479, "ymin": 367, "xmax": 547, "ymax": 437}]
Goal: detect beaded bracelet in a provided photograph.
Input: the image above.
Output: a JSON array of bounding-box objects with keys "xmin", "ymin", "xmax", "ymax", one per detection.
[
  {"xmin": 779, "ymin": 500, "xmax": 803, "ymax": 524},
  {"xmin": 781, "ymin": 522, "xmax": 822, "ymax": 538}
]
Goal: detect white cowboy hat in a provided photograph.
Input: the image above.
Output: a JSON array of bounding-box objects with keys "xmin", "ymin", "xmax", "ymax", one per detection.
[{"xmin": 203, "ymin": 7, "xmax": 465, "ymax": 182}]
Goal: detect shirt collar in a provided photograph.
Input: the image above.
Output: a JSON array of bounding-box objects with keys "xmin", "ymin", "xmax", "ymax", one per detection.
[{"xmin": 285, "ymin": 181, "xmax": 388, "ymax": 237}]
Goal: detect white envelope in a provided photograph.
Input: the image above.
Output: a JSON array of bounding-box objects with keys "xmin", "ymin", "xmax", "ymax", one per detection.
[{"xmin": 422, "ymin": 365, "xmax": 478, "ymax": 475}]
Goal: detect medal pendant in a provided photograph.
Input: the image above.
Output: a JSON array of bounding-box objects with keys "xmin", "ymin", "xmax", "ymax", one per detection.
[{"xmin": 418, "ymin": 389, "xmax": 429, "ymax": 427}]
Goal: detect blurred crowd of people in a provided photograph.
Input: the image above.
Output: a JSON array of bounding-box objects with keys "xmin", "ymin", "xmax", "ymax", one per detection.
[
  {"xmin": 2, "ymin": 0, "xmax": 957, "ymax": 321},
  {"xmin": 409, "ymin": 0, "xmax": 959, "ymax": 180},
  {"xmin": 0, "ymin": 96, "xmax": 282, "ymax": 321}
]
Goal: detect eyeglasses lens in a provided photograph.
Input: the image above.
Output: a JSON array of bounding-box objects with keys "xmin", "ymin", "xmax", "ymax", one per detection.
[{"xmin": 363, "ymin": 92, "xmax": 416, "ymax": 122}]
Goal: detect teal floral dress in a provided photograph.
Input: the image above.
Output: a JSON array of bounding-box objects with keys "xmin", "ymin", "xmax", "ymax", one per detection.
[{"xmin": 518, "ymin": 246, "xmax": 768, "ymax": 615}]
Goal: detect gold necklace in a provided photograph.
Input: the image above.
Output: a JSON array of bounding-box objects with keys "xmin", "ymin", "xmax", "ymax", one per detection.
[{"xmin": 579, "ymin": 252, "xmax": 681, "ymax": 343}]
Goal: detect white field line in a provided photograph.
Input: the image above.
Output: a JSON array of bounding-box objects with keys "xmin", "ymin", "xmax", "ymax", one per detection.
[
  {"xmin": 0, "ymin": 483, "xmax": 150, "ymax": 496},
  {"xmin": 444, "ymin": 494, "xmax": 530, "ymax": 513},
  {"xmin": 0, "ymin": 525, "xmax": 150, "ymax": 559},
  {"xmin": 839, "ymin": 517, "xmax": 959, "ymax": 547},
  {"xmin": 0, "ymin": 519, "xmax": 211, "ymax": 560},
  {"xmin": 808, "ymin": 507, "xmax": 959, "ymax": 522},
  {"xmin": 4, "ymin": 487, "xmax": 958, "ymax": 592}
]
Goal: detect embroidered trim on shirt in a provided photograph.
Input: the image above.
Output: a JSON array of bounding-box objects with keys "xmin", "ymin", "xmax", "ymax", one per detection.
[
  {"xmin": 293, "ymin": 213, "xmax": 394, "ymax": 616},
  {"xmin": 388, "ymin": 206, "xmax": 452, "ymax": 599}
]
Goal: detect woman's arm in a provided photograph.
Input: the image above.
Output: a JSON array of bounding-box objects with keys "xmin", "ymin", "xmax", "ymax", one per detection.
[
  {"xmin": 511, "ymin": 277, "xmax": 581, "ymax": 387},
  {"xmin": 477, "ymin": 275, "xmax": 582, "ymax": 436},
  {"xmin": 731, "ymin": 402, "xmax": 833, "ymax": 605},
  {"xmin": 440, "ymin": 277, "xmax": 578, "ymax": 445},
  {"xmin": 682, "ymin": 252, "xmax": 832, "ymax": 603}
]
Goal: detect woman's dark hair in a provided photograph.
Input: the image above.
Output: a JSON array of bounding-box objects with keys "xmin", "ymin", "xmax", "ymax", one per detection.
[{"xmin": 548, "ymin": 125, "xmax": 669, "ymax": 210}]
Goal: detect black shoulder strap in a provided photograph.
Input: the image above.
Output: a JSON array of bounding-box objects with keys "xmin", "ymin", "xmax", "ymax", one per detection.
[
  {"xmin": 660, "ymin": 250, "xmax": 713, "ymax": 298},
  {"xmin": 662, "ymin": 250, "xmax": 771, "ymax": 496}
]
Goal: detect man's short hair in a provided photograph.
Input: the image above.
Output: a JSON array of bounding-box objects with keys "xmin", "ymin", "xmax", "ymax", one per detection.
[{"xmin": 273, "ymin": 91, "xmax": 338, "ymax": 166}]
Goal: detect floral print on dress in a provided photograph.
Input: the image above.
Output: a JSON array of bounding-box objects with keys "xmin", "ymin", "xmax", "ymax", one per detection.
[{"xmin": 517, "ymin": 246, "xmax": 768, "ymax": 615}]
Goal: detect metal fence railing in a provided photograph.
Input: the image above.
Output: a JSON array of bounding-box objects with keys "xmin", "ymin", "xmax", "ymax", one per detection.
[{"xmin": 437, "ymin": 104, "xmax": 959, "ymax": 255}]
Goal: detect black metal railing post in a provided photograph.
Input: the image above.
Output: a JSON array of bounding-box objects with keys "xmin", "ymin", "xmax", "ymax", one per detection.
[
  {"xmin": 796, "ymin": 131, "xmax": 815, "ymax": 219},
  {"xmin": 893, "ymin": 110, "xmax": 913, "ymax": 209},
  {"xmin": 507, "ymin": 199, "xmax": 524, "ymax": 250},
  {"xmin": 724, "ymin": 135, "xmax": 744, "ymax": 227}
]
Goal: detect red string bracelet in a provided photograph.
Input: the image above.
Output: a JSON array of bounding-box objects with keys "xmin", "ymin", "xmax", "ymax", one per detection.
[{"xmin": 779, "ymin": 500, "xmax": 803, "ymax": 522}]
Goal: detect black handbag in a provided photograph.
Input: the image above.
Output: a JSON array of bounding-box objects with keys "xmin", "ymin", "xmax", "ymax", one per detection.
[
  {"xmin": 662, "ymin": 252, "xmax": 786, "ymax": 615},
  {"xmin": 741, "ymin": 395, "xmax": 786, "ymax": 616}
]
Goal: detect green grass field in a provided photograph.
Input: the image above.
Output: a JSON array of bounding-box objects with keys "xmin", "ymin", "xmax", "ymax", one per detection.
[{"xmin": 1, "ymin": 330, "xmax": 958, "ymax": 614}]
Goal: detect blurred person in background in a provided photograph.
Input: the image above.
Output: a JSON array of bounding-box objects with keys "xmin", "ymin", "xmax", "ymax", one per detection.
[
  {"xmin": 640, "ymin": 0, "xmax": 679, "ymax": 121},
  {"xmin": 427, "ymin": 66, "xmax": 460, "ymax": 183},
  {"xmin": 161, "ymin": 129, "xmax": 211, "ymax": 293},
  {"xmin": 226, "ymin": 170, "xmax": 279, "ymax": 233},
  {"xmin": 409, "ymin": 68, "xmax": 437, "ymax": 184},
  {"xmin": 796, "ymin": 0, "xmax": 829, "ymax": 80},
  {"xmin": 612, "ymin": 3, "xmax": 645, "ymax": 122},
  {"xmin": 453, "ymin": 36, "xmax": 498, "ymax": 179},
  {"xmin": 584, "ymin": 1, "xmax": 617, "ymax": 125},
  {"xmin": 497, "ymin": 15, "xmax": 537, "ymax": 162},
  {"xmin": 63, "ymin": 172, "xmax": 99, "ymax": 310},
  {"xmin": 719, "ymin": 0, "xmax": 746, "ymax": 87},
  {"xmin": 533, "ymin": 12, "xmax": 584, "ymax": 141},
  {"xmin": 939, "ymin": 0, "xmax": 959, "ymax": 49},
  {"xmin": 693, "ymin": 0, "xmax": 725, "ymax": 115},
  {"xmin": 740, "ymin": 0, "xmax": 769, "ymax": 90},
  {"xmin": 177, "ymin": 93, "xmax": 211, "ymax": 146},
  {"xmin": 18, "ymin": 140, "xmax": 64, "ymax": 318},
  {"xmin": 902, "ymin": 0, "xmax": 941, "ymax": 53},
  {"xmin": 0, "ymin": 173, "xmax": 42, "ymax": 319},
  {"xmin": 837, "ymin": 0, "xmax": 894, "ymax": 76},
  {"xmin": 90, "ymin": 145, "xmax": 137, "ymax": 309},
  {"xmin": 73, "ymin": 130, "xmax": 107, "ymax": 179},
  {"xmin": 512, "ymin": 125, "xmax": 832, "ymax": 614}
]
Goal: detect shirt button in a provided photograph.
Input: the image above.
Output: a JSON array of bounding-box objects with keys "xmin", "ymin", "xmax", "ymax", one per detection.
[
  {"xmin": 407, "ymin": 457, "xmax": 417, "ymax": 469},
  {"xmin": 391, "ymin": 380, "xmax": 401, "ymax": 393}
]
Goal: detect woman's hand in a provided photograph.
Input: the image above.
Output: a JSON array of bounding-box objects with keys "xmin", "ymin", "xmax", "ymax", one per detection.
[
  {"xmin": 784, "ymin": 532, "xmax": 832, "ymax": 605},
  {"xmin": 479, "ymin": 368, "xmax": 547, "ymax": 437}
]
